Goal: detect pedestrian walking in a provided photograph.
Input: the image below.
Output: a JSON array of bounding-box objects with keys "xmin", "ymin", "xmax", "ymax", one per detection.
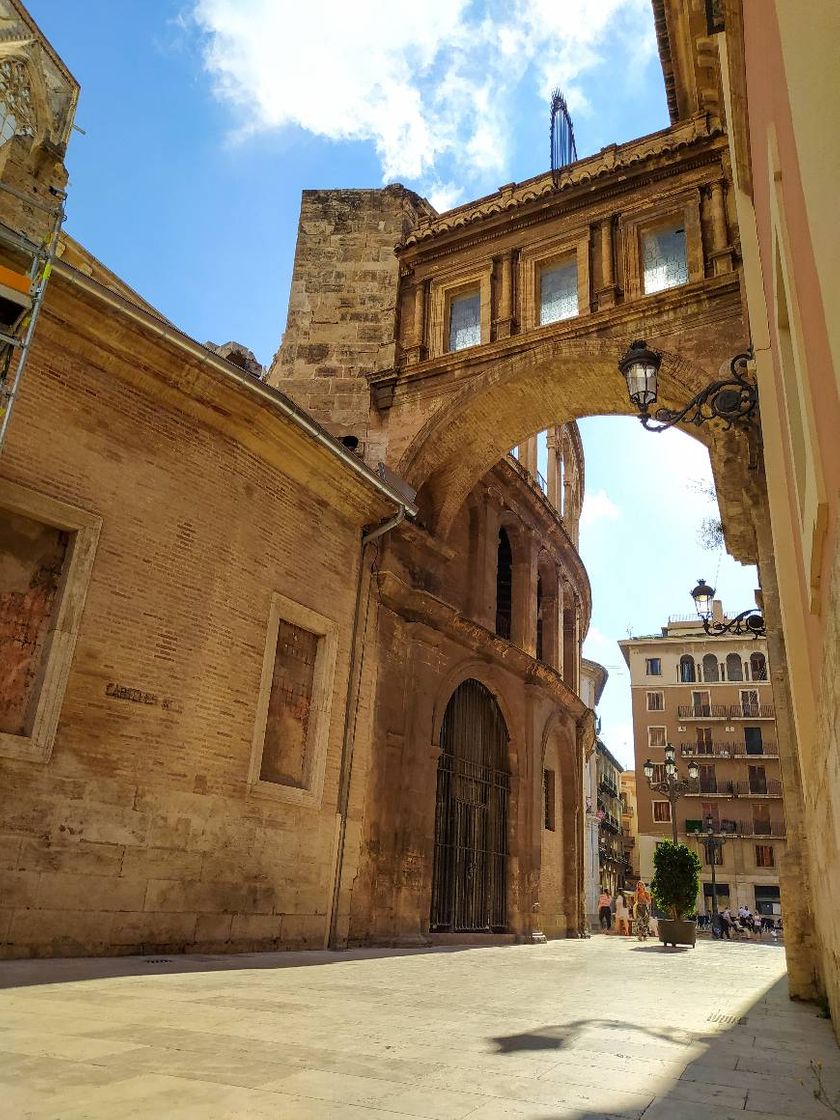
[
  {"xmin": 615, "ymin": 891, "xmax": 631, "ymax": 936},
  {"xmin": 719, "ymin": 907, "xmax": 733, "ymax": 939},
  {"xmin": 633, "ymin": 881, "xmax": 652, "ymax": 941},
  {"xmin": 598, "ymin": 889, "xmax": 612, "ymax": 931}
]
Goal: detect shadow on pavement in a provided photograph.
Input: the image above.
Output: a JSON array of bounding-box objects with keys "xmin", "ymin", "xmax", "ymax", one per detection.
[
  {"xmin": 0, "ymin": 941, "xmax": 507, "ymax": 990},
  {"xmin": 490, "ymin": 976, "xmax": 840, "ymax": 1120}
]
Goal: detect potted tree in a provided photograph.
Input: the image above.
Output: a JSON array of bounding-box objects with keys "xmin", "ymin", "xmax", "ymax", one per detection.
[{"xmin": 652, "ymin": 840, "xmax": 701, "ymax": 948}]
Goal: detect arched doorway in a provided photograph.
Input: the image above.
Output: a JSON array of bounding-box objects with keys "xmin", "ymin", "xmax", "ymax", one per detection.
[{"xmin": 430, "ymin": 679, "xmax": 510, "ymax": 932}]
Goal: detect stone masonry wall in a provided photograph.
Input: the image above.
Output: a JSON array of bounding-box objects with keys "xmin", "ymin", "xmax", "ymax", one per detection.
[
  {"xmin": 267, "ymin": 186, "xmax": 431, "ymax": 450},
  {"xmin": 0, "ymin": 309, "xmax": 369, "ymax": 958}
]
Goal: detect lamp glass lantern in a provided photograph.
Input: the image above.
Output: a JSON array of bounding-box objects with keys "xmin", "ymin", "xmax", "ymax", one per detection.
[
  {"xmin": 691, "ymin": 578, "xmax": 715, "ymax": 622},
  {"xmin": 618, "ymin": 340, "xmax": 661, "ymax": 411},
  {"xmin": 705, "ymin": 813, "xmax": 716, "ymax": 835},
  {"xmin": 664, "ymin": 743, "xmax": 676, "ymax": 765},
  {"xmin": 687, "ymin": 759, "xmax": 700, "ymax": 781},
  {"xmin": 643, "ymin": 758, "xmax": 654, "ymax": 781}
]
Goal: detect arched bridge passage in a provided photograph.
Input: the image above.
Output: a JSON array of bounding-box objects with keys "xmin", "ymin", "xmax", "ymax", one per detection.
[{"xmin": 384, "ymin": 301, "xmax": 747, "ymax": 536}]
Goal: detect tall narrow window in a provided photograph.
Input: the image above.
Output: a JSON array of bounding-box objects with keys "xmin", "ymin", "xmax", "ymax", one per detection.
[
  {"xmin": 725, "ymin": 652, "xmax": 744, "ymax": 681},
  {"xmin": 748, "ymin": 765, "xmax": 767, "ymax": 795},
  {"xmin": 642, "ymin": 222, "xmax": 688, "ymax": 294},
  {"xmin": 543, "ymin": 768, "xmax": 556, "ymax": 831},
  {"xmin": 698, "ymin": 764, "xmax": 716, "ymax": 794},
  {"xmin": 449, "ymin": 291, "xmax": 481, "ymax": 351},
  {"xmin": 741, "ymin": 688, "xmax": 759, "ymax": 717},
  {"xmin": 495, "ymin": 528, "xmax": 512, "ymax": 639},
  {"xmin": 692, "ymin": 689, "xmax": 711, "ymax": 716},
  {"xmin": 744, "ymin": 727, "xmax": 763, "ymax": 755},
  {"xmin": 539, "ymin": 260, "xmax": 578, "ymax": 324},
  {"xmin": 755, "ymin": 845, "xmax": 775, "ymax": 869},
  {"xmin": 695, "ymin": 727, "xmax": 713, "ymax": 755}
]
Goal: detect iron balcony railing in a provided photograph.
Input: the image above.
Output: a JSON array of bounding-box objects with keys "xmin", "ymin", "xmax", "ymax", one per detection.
[
  {"xmin": 599, "ymin": 777, "xmax": 619, "ymax": 798},
  {"xmin": 599, "ymin": 811, "xmax": 621, "ymax": 835},
  {"xmin": 678, "ymin": 703, "xmax": 776, "ymax": 720},
  {"xmin": 680, "ymin": 742, "xmax": 779, "ymax": 759},
  {"xmin": 685, "ymin": 817, "xmax": 786, "ymax": 839},
  {"xmin": 686, "ymin": 778, "xmax": 782, "ymax": 798}
]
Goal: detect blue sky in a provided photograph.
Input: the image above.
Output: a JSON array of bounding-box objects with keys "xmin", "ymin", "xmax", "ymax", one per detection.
[{"xmin": 30, "ymin": 0, "xmax": 758, "ymax": 767}]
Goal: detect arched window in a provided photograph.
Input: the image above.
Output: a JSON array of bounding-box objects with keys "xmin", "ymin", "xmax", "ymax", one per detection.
[
  {"xmin": 495, "ymin": 528, "xmax": 512, "ymax": 640},
  {"xmin": 679, "ymin": 655, "xmax": 696, "ymax": 683},
  {"xmin": 702, "ymin": 654, "xmax": 719, "ymax": 683},
  {"xmin": 750, "ymin": 652, "xmax": 768, "ymax": 681},
  {"xmin": 725, "ymin": 652, "xmax": 743, "ymax": 681}
]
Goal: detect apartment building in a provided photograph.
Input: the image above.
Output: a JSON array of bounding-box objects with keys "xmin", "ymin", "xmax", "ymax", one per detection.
[
  {"xmin": 619, "ymin": 607, "xmax": 783, "ymax": 919},
  {"xmin": 595, "ymin": 740, "xmax": 625, "ymax": 897}
]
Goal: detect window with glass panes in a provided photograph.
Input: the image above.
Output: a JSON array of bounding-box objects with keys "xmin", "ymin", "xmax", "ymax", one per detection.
[
  {"xmin": 642, "ymin": 222, "xmax": 688, "ymax": 294},
  {"xmin": 648, "ymin": 726, "xmax": 666, "ymax": 747},
  {"xmin": 539, "ymin": 260, "xmax": 578, "ymax": 324},
  {"xmin": 646, "ymin": 691, "xmax": 664, "ymax": 711},
  {"xmin": 448, "ymin": 291, "xmax": 481, "ymax": 351},
  {"xmin": 652, "ymin": 801, "xmax": 672, "ymax": 822}
]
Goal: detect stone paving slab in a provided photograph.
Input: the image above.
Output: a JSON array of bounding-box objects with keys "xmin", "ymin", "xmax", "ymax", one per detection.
[{"xmin": 0, "ymin": 936, "xmax": 837, "ymax": 1118}]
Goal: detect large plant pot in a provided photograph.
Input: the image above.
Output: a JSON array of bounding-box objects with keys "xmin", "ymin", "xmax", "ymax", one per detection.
[{"xmin": 658, "ymin": 918, "xmax": 697, "ymax": 947}]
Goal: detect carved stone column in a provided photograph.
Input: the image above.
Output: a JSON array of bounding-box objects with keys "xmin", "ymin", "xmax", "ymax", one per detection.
[
  {"xmin": 523, "ymin": 435, "xmax": 539, "ymax": 479},
  {"xmin": 494, "ymin": 251, "xmax": 514, "ymax": 340},
  {"xmin": 512, "ymin": 532, "xmax": 539, "ymax": 657},
  {"xmin": 546, "ymin": 427, "xmax": 561, "ymax": 512},
  {"xmin": 405, "ymin": 278, "xmax": 428, "ymax": 365},
  {"xmin": 595, "ymin": 216, "xmax": 619, "ymax": 309},
  {"xmin": 706, "ymin": 180, "xmax": 733, "ymax": 276}
]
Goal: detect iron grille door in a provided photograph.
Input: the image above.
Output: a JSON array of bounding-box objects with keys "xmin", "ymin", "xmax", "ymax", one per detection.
[{"xmin": 430, "ymin": 679, "xmax": 509, "ymax": 932}]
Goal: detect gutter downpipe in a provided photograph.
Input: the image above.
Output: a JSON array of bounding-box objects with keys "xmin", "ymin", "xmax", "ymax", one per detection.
[{"xmin": 327, "ymin": 504, "xmax": 406, "ymax": 949}]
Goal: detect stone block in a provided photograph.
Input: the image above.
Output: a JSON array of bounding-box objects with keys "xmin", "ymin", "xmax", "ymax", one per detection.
[
  {"xmin": 193, "ymin": 913, "xmax": 233, "ymax": 943},
  {"xmin": 54, "ymin": 804, "xmax": 148, "ymax": 847},
  {"xmin": 144, "ymin": 879, "xmax": 246, "ymax": 914},
  {"xmin": 37, "ymin": 872, "xmax": 147, "ymax": 913},
  {"xmin": 281, "ymin": 913, "xmax": 326, "ymax": 948},
  {"xmin": 0, "ymin": 869, "xmax": 39, "ymax": 907},
  {"xmin": 110, "ymin": 910, "xmax": 197, "ymax": 947},
  {"xmin": 230, "ymin": 913, "xmax": 282, "ymax": 941},
  {"xmin": 121, "ymin": 847, "xmax": 203, "ymax": 881},
  {"xmin": 9, "ymin": 908, "xmax": 115, "ymax": 951},
  {"xmin": 18, "ymin": 838, "xmax": 124, "ymax": 875},
  {"xmin": 0, "ymin": 835, "xmax": 21, "ymax": 870}
]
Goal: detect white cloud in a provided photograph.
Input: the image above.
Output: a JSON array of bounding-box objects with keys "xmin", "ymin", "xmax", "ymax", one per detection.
[
  {"xmin": 581, "ymin": 487, "xmax": 620, "ymax": 528},
  {"xmin": 190, "ymin": 0, "xmax": 654, "ymax": 199}
]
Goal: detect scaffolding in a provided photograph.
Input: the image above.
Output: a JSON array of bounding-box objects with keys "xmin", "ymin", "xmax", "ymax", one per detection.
[{"xmin": 0, "ymin": 179, "xmax": 66, "ymax": 454}]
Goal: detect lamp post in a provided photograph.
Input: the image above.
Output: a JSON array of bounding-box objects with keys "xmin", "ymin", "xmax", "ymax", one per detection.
[
  {"xmin": 689, "ymin": 577, "xmax": 766, "ymax": 638},
  {"xmin": 702, "ymin": 812, "xmax": 726, "ymax": 921},
  {"xmin": 643, "ymin": 744, "xmax": 699, "ymax": 844},
  {"xmin": 618, "ymin": 341, "xmax": 757, "ymax": 433}
]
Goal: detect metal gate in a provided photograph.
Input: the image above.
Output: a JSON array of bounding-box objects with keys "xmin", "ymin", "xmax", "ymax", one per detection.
[{"xmin": 430, "ymin": 679, "xmax": 510, "ymax": 932}]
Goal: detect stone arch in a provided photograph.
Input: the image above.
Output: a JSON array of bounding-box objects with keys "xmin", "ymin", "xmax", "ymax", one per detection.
[
  {"xmin": 679, "ymin": 654, "xmax": 697, "ymax": 683},
  {"xmin": 725, "ymin": 651, "xmax": 744, "ymax": 681},
  {"xmin": 430, "ymin": 658, "xmax": 521, "ymax": 779},
  {"xmin": 702, "ymin": 653, "xmax": 720, "ymax": 682},
  {"xmin": 389, "ymin": 328, "xmax": 745, "ymax": 535}
]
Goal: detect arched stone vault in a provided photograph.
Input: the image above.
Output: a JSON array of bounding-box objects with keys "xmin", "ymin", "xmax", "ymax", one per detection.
[{"xmin": 383, "ymin": 290, "xmax": 746, "ymax": 535}]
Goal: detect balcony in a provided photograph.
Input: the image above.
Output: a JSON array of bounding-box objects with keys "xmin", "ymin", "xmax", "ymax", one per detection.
[
  {"xmin": 684, "ymin": 817, "xmax": 786, "ymax": 839},
  {"xmin": 680, "ymin": 742, "xmax": 780, "ymax": 760},
  {"xmin": 733, "ymin": 779, "xmax": 783, "ymax": 798},
  {"xmin": 599, "ymin": 777, "xmax": 619, "ymax": 798},
  {"xmin": 687, "ymin": 780, "xmax": 735, "ymax": 797},
  {"xmin": 736, "ymin": 703, "xmax": 775, "ymax": 719},
  {"xmin": 677, "ymin": 703, "xmax": 776, "ymax": 720},
  {"xmin": 678, "ymin": 704, "xmax": 729, "ymax": 719},
  {"xmin": 600, "ymin": 811, "xmax": 621, "ymax": 835}
]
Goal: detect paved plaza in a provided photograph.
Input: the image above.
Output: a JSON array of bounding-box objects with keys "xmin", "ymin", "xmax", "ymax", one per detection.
[{"xmin": 1, "ymin": 935, "xmax": 838, "ymax": 1119}]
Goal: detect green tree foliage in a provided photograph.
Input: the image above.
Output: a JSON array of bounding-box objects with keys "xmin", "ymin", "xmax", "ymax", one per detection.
[{"xmin": 651, "ymin": 840, "xmax": 701, "ymax": 920}]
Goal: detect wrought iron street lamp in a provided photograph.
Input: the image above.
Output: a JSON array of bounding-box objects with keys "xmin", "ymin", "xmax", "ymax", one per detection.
[
  {"xmin": 702, "ymin": 812, "xmax": 726, "ymax": 922},
  {"xmin": 643, "ymin": 743, "xmax": 699, "ymax": 844},
  {"xmin": 618, "ymin": 341, "xmax": 757, "ymax": 433},
  {"xmin": 689, "ymin": 577, "xmax": 766, "ymax": 638}
]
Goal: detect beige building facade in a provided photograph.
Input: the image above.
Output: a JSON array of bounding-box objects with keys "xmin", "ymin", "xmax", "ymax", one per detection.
[{"xmin": 620, "ymin": 612, "xmax": 783, "ymax": 917}]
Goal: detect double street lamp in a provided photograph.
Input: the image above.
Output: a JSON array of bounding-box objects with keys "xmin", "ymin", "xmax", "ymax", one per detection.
[{"xmin": 643, "ymin": 744, "xmax": 699, "ymax": 844}]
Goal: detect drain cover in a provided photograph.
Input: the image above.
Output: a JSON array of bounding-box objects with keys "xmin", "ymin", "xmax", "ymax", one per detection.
[
  {"xmin": 707, "ymin": 1012, "xmax": 748, "ymax": 1025},
  {"xmin": 144, "ymin": 958, "xmax": 174, "ymax": 964}
]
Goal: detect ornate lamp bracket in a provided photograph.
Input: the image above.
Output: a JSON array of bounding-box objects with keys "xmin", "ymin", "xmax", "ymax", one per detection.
[{"xmin": 639, "ymin": 351, "xmax": 757, "ymax": 433}]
